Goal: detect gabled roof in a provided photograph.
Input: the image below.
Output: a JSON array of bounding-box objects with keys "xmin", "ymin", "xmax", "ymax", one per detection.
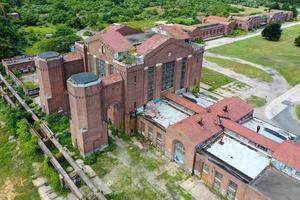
[
  {"xmin": 158, "ymin": 24, "xmax": 191, "ymax": 40},
  {"xmin": 89, "ymin": 26, "xmax": 134, "ymax": 52},
  {"xmin": 222, "ymin": 119, "xmax": 280, "ymax": 152},
  {"xmin": 136, "ymin": 34, "xmax": 169, "ymax": 55},
  {"xmin": 170, "ymin": 113, "xmax": 223, "ymax": 145},
  {"xmin": 209, "ymin": 97, "xmax": 253, "ymax": 122},
  {"xmin": 273, "ymin": 140, "xmax": 300, "ymax": 170},
  {"xmin": 164, "ymin": 93, "xmax": 206, "ymax": 114}
]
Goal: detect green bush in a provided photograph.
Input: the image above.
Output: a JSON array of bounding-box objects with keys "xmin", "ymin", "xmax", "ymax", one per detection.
[
  {"xmin": 295, "ymin": 36, "xmax": 300, "ymax": 47},
  {"xmin": 23, "ymin": 81, "xmax": 39, "ymax": 90},
  {"xmin": 84, "ymin": 153, "xmax": 97, "ymax": 165}
]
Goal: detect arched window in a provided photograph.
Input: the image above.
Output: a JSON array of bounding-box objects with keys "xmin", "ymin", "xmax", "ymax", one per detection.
[{"xmin": 174, "ymin": 141, "xmax": 185, "ymax": 165}]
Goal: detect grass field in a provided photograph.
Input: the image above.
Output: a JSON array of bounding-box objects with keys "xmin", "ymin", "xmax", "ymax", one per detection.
[
  {"xmin": 0, "ymin": 117, "xmax": 41, "ymax": 200},
  {"xmin": 23, "ymin": 25, "xmax": 57, "ymax": 54},
  {"xmin": 205, "ymin": 57, "xmax": 273, "ymax": 82},
  {"xmin": 209, "ymin": 25, "xmax": 300, "ymax": 85},
  {"xmin": 201, "ymin": 67, "xmax": 236, "ymax": 91},
  {"xmin": 246, "ymin": 95, "xmax": 266, "ymax": 107}
]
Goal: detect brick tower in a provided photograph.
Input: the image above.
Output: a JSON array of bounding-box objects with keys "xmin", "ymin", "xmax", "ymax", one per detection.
[
  {"xmin": 35, "ymin": 52, "xmax": 67, "ymax": 114},
  {"xmin": 67, "ymin": 72, "xmax": 108, "ymax": 155}
]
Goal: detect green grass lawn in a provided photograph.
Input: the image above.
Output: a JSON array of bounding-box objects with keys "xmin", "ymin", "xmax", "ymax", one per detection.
[
  {"xmin": 0, "ymin": 120, "xmax": 41, "ymax": 200},
  {"xmin": 201, "ymin": 67, "xmax": 236, "ymax": 91},
  {"xmin": 206, "ymin": 57, "xmax": 273, "ymax": 82},
  {"xmin": 246, "ymin": 95, "xmax": 267, "ymax": 107},
  {"xmin": 209, "ymin": 25, "xmax": 300, "ymax": 85}
]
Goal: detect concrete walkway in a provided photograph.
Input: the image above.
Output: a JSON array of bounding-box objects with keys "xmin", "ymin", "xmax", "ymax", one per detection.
[
  {"xmin": 205, "ymin": 21, "xmax": 300, "ymax": 49},
  {"xmin": 180, "ymin": 177, "xmax": 219, "ymax": 200}
]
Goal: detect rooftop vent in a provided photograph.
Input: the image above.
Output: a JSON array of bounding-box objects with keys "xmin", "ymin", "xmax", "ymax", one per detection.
[
  {"xmin": 223, "ymin": 105, "xmax": 228, "ymax": 112},
  {"xmin": 198, "ymin": 117, "xmax": 204, "ymax": 126}
]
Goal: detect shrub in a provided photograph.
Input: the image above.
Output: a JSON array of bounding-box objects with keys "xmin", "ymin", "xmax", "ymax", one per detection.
[
  {"xmin": 84, "ymin": 153, "xmax": 97, "ymax": 165},
  {"xmin": 295, "ymin": 36, "xmax": 300, "ymax": 47}
]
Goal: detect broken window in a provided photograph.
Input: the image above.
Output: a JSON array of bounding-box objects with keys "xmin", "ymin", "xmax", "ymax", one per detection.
[
  {"xmin": 180, "ymin": 58, "xmax": 187, "ymax": 89},
  {"xmin": 98, "ymin": 60, "xmax": 106, "ymax": 77},
  {"xmin": 226, "ymin": 181, "xmax": 238, "ymax": 200},
  {"xmin": 203, "ymin": 163, "xmax": 209, "ymax": 174},
  {"xmin": 162, "ymin": 61, "xmax": 175, "ymax": 91},
  {"xmin": 140, "ymin": 122, "xmax": 145, "ymax": 136},
  {"xmin": 174, "ymin": 141, "xmax": 185, "ymax": 165},
  {"xmin": 157, "ymin": 132, "xmax": 162, "ymax": 148},
  {"xmin": 148, "ymin": 127, "xmax": 153, "ymax": 142},
  {"xmin": 147, "ymin": 67, "xmax": 154, "ymax": 100},
  {"xmin": 214, "ymin": 172, "xmax": 223, "ymax": 192},
  {"xmin": 109, "ymin": 64, "xmax": 114, "ymax": 74}
]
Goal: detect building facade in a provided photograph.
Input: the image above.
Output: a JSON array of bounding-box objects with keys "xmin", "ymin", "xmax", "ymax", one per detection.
[{"xmin": 36, "ymin": 24, "xmax": 204, "ymax": 154}]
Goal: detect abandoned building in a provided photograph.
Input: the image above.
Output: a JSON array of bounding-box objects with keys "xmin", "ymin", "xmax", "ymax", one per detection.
[{"xmin": 20, "ymin": 21, "xmax": 300, "ymax": 200}]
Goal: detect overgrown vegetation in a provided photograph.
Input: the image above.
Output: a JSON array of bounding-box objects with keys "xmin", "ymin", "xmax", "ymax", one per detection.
[
  {"xmin": 0, "ymin": 99, "xmax": 42, "ymax": 199},
  {"xmin": 246, "ymin": 95, "xmax": 267, "ymax": 107},
  {"xmin": 201, "ymin": 67, "xmax": 236, "ymax": 91}
]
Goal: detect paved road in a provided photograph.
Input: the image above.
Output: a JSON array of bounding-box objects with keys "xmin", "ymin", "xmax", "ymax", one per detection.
[
  {"xmin": 205, "ymin": 21, "xmax": 300, "ymax": 49},
  {"xmin": 204, "ymin": 53, "xmax": 300, "ymax": 135},
  {"xmin": 265, "ymin": 84, "xmax": 300, "ymax": 135}
]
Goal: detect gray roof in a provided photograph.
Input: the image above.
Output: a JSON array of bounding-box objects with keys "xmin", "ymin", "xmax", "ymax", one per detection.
[
  {"xmin": 38, "ymin": 51, "xmax": 60, "ymax": 59},
  {"xmin": 251, "ymin": 169, "xmax": 300, "ymax": 200},
  {"xmin": 125, "ymin": 32, "xmax": 155, "ymax": 46},
  {"xmin": 69, "ymin": 72, "xmax": 99, "ymax": 85}
]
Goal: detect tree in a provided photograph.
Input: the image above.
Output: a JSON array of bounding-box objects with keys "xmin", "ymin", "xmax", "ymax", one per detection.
[
  {"xmin": 262, "ymin": 24, "xmax": 282, "ymax": 41},
  {"xmin": 295, "ymin": 36, "xmax": 300, "ymax": 47},
  {"xmin": 269, "ymin": 1, "xmax": 280, "ymax": 10},
  {"xmin": 0, "ymin": 16, "xmax": 22, "ymax": 59},
  {"xmin": 291, "ymin": 6, "xmax": 298, "ymax": 19}
]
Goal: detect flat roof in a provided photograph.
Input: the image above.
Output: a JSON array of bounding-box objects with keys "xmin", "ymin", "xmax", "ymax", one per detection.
[
  {"xmin": 38, "ymin": 51, "xmax": 60, "ymax": 59},
  {"xmin": 143, "ymin": 100, "xmax": 189, "ymax": 128},
  {"xmin": 252, "ymin": 169, "xmax": 300, "ymax": 200},
  {"xmin": 242, "ymin": 118, "xmax": 292, "ymax": 143},
  {"xmin": 206, "ymin": 135, "xmax": 270, "ymax": 179},
  {"xmin": 182, "ymin": 93, "xmax": 215, "ymax": 108},
  {"xmin": 69, "ymin": 72, "xmax": 99, "ymax": 85}
]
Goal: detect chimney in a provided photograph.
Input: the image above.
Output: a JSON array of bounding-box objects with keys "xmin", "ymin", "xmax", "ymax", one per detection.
[
  {"xmin": 207, "ymin": 107, "xmax": 211, "ymax": 113},
  {"xmin": 198, "ymin": 117, "xmax": 204, "ymax": 126},
  {"xmin": 216, "ymin": 116, "xmax": 223, "ymax": 127},
  {"xmin": 219, "ymin": 134, "xmax": 225, "ymax": 145},
  {"xmin": 256, "ymin": 125, "xmax": 261, "ymax": 133},
  {"xmin": 223, "ymin": 105, "xmax": 228, "ymax": 112}
]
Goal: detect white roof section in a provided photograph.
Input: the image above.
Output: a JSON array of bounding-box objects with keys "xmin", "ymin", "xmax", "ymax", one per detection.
[
  {"xmin": 182, "ymin": 92, "xmax": 215, "ymax": 108},
  {"xmin": 144, "ymin": 100, "xmax": 189, "ymax": 128},
  {"xmin": 207, "ymin": 136, "xmax": 270, "ymax": 179},
  {"xmin": 242, "ymin": 118, "xmax": 294, "ymax": 143}
]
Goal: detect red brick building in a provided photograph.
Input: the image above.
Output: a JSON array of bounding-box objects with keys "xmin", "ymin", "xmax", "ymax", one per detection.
[
  {"xmin": 175, "ymin": 23, "xmax": 226, "ymax": 40},
  {"xmin": 234, "ymin": 15, "xmax": 267, "ymax": 30},
  {"xmin": 202, "ymin": 16, "xmax": 236, "ymax": 34},
  {"xmin": 266, "ymin": 10, "xmax": 293, "ymax": 24},
  {"xmin": 36, "ymin": 24, "xmax": 204, "ymax": 154},
  {"xmin": 35, "ymin": 23, "xmax": 300, "ymax": 200}
]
